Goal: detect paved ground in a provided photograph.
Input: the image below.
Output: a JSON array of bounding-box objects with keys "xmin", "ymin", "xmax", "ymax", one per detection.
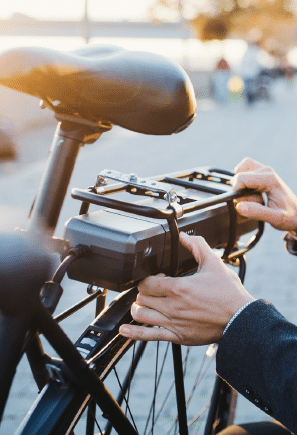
[{"xmin": 1, "ymin": 78, "xmax": 297, "ymax": 434}]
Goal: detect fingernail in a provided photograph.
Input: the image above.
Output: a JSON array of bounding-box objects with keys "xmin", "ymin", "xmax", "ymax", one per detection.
[
  {"xmin": 119, "ymin": 325, "xmax": 130, "ymax": 336},
  {"xmin": 236, "ymin": 203, "xmax": 248, "ymax": 213}
]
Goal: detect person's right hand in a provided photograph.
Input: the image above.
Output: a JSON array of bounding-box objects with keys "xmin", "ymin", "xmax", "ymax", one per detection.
[{"xmin": 232, "ymin": 157, "xmax": 297, "ymax": 232}]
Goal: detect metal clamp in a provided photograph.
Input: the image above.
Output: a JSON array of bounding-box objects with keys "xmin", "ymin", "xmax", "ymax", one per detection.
[
  {"xmin": 99, "ymin": 169, "xmax": 179, "ymax": 206},
  {"xmin": 169, "ymin": 197, "xmax": 183, "ymax": 219}
]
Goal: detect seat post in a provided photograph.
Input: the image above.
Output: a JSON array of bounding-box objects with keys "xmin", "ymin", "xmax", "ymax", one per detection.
[{"xmin": 28, "ymin": 121, "xmax": 83, "ymax": 235}]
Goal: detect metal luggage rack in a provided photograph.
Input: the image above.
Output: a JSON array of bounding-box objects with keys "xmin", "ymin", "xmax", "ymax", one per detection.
[{"xmin": 71, "ymin": 167, "xmax": 264, "ymax": 276}]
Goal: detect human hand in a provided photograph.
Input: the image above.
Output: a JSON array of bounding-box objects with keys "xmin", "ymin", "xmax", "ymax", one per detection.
[
  {"xmin": 233, "ymin": 157, "xmax": 297, "ymax": 232},
  {"xmin": 119, "ymin": 233, "xmax": 253, "ymax": 346}
]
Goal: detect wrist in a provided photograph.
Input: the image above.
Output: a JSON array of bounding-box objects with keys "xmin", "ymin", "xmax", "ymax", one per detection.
[{"xmin": 223, "ymin": 299, "xmax": 256, "ymax": 335}]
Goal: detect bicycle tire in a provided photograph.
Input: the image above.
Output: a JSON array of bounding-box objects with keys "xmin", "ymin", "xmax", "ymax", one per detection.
[{"xmin": 15, "ymin": 287, "xmax": 220, "ymax": 435}]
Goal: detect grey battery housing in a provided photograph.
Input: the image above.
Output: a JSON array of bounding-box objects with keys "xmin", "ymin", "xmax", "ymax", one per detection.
[{"xmin": 63, "ymin": 200, "xmax": 257, "ymax": 291}]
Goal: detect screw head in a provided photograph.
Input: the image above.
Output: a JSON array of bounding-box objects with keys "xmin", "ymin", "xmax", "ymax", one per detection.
[
  {"xmin": 144, "ymin": 244, "xmax": 152, "ymax": 256},
  {"xmin": 170, "ymin": 193, "xmax": 177, "ymax": 202},
  {"xmin": 129, "ymin": 173, "xmax": 138, "ymax": 182},
  {"xmin": 96, "ymin": 175, "xmax": 108, "ymax": 187}
]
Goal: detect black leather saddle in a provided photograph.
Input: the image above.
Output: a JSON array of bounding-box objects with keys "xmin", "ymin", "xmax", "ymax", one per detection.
[{"xmin": 0, "ymin": 44, "xmax": 196, "ymax": 135}]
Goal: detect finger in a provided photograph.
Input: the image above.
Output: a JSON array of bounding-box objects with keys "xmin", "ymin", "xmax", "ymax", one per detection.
[
  {"xmin": 136, "ymin": 293, "xmax": 179, "ymax": 319},
  {"xmin": 235, "ymin": 201, "xmax": 284, "ymax": 226},
  {"xmin": 137, "ymin": 293, "xmax": 166, "ymax": 311},
  {"xmin": 131, "ymin": 302, "xmax": 169, "ymax": 326},
  {"xmin": 232, "ymin": 171, "xmax": 276, "ymax": 192},
  {"xmin": 119, "ymin": 324, "xmax": 178, "ymax": 342},
  {"xmin": 234, "ymin": 157, "xmax": 263, "ymax": 174},
  {"xmin": 138, "ymin": 274, "xmax": 174, "ymax": 298},
  {"xmin": 234, "ymin": 193, "xmax": 263, "ymax": 206},
  {"xmin": 179, "ymin": 232, "xmax": 220, "ymax": 269}
]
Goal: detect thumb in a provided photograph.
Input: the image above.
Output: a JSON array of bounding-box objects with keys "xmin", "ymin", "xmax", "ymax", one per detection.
[
  {"xmin": 236, "ymin": 201, "xmax": 282, "ymax": 226},
  {"xmin": 179, "ymin": 232, "xmax": 219, "ymax": 269}
]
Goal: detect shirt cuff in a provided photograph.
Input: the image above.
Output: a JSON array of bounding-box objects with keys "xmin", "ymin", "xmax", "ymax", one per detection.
[
  {"xmin": 283, "ymin": 231, "xmax": 297, "ymax": 256},
  {"xmin": 223, "ymin": 299, "xmax": 258, "ymax": 335}
]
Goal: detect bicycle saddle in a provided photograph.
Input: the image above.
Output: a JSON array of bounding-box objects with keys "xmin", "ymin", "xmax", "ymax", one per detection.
[{"xmin": 0, "ymin": 44, "xmax": 196, "ymax": 135}]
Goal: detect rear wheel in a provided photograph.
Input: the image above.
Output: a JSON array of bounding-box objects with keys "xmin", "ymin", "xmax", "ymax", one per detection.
[{"xmin": 16, "ymin": 288, "xmax": 225, "ymax": 435}]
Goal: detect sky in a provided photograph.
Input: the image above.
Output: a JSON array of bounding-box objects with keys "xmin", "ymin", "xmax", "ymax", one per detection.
[{"xmin": 1, "ymin": 0, "xmax": 155, "ymax": 21}]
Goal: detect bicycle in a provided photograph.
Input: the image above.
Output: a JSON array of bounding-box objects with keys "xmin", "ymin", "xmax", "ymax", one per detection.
[{"xmin": 0, "ymin": 44, "xmax": 264, "ymax": 435}]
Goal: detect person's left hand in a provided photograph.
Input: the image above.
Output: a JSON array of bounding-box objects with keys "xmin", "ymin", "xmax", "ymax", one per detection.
[{"xmin": 119, "ymin": 232, "xmax": 254, "ymax": 346}]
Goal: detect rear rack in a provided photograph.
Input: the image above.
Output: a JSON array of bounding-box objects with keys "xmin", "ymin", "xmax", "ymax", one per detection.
[{"xmin": 71, "ymin": 167, "xmax": 264, "ymax": 277}]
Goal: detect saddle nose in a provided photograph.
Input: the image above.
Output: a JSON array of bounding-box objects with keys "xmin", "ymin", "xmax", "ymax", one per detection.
[{"xmin": 0, "ymin": 44, "xmax": 196, "ymax": 135}]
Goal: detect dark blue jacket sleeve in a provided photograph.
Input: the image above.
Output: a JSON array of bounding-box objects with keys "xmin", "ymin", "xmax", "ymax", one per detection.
[{"xmin": 216, "ymin": 299, "xmax": 297, "ymax": 434}]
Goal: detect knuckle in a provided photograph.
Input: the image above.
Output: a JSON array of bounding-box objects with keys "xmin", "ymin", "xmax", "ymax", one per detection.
[
  {"xmin": 262, "ymin": 165, "xmax": 276, "ymax": 178},
  {"xmin": 177, "ymin": 285, "xmax": 190, "ymax": 298},
  {"xmin": 278, "ymin": 211, "xmax": 287, "ymax": 228},
  {"xmin": 169, "ymin": 283, "xmax": 180, "ymax": 297}
]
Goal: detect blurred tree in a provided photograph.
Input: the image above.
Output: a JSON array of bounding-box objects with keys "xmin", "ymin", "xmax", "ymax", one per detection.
[{"xmin": 149, "ymin": 0, "xmax": 297, "ymax": 58}]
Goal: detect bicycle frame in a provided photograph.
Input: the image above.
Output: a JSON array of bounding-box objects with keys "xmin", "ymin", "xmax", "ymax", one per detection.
[
  {"xmin": 0, "ymin": 113, "xmax": 263, "ymax": 435},
  {"xmin": 0, "ymin": 116, "xmax": 140, "ymax": 434}
]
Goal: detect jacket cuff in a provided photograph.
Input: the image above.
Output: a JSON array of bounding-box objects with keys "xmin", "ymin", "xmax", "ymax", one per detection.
[{"xmin": 216, "ymin": 299, "xmax": 297, "ymax": 432}]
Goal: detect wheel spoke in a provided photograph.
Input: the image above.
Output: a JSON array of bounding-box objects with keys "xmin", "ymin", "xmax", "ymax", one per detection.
[
  {"xmin": 87, "ymin": 400, "xmax": 104, "ymax": 435},
  {"xmin": 113, "ymin": 367, "xmax": 139, "ymax": 434},
  {"xmin": 125, "ymin": 343, "xmax": 136, "ymax": 415},
  {"xmin": 144, "ymin": 342, "xmax": 171, "ymax": 435},
  {"xmin": 151, "ymin": 341, "xmax": 159, "ymax": 435}
]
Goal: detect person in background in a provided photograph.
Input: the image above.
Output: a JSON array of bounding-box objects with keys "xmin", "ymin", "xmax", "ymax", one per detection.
[
  {"xmin": 238, "ymin": 40, "xmax": 263, "ymax": 104},
  {"xmin": 213, "ymin": 58, "xmax": 231, "ymax": 103},
  {"xmin": 120, "ymin": 157, "xmax": 297, "ymax": 435},
  {"xmin": 280, "ymin": 58, "xmax": 295, "ymax": 84}
]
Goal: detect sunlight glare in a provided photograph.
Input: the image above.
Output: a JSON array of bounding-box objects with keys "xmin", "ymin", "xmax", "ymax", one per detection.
[
  {"xmin": 0, "ymin": 0, "xmax": 154, "ymax": 21},
  {"xmin": 228, "ymin": 76, "xmax": 245, "ymax": 93},
  {"xmin": 0, "ymin": 36, "xmax": 85, "ymax": 54}
]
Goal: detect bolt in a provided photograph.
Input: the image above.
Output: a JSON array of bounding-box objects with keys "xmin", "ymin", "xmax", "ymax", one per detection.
[
  {"xmin": 129, "ymin": 173, "xmax": 137, "ymax": 182},
  {"xmin": 170, "ymin": 193, "xmax": 177, "ymax": 202},
  {"xmin": 144, "ymin": 244, "xmax": 152, "ymax": 256},
  {"xmin": 96, "ymin": 175, "xmax": 108, "ymax": 187}
]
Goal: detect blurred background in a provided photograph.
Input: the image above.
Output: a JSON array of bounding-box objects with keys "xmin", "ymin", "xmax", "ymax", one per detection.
[
  {"xmin": 2, "ymin": 1, "xmax": 297, "ymax": 433},
  {"xmin": 1, "ymin": 0, "xmax": 297, "ymax": 158},
  {"xmin": 1, "ymin": 0, "xmax": 297, "ymax": 146}
]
